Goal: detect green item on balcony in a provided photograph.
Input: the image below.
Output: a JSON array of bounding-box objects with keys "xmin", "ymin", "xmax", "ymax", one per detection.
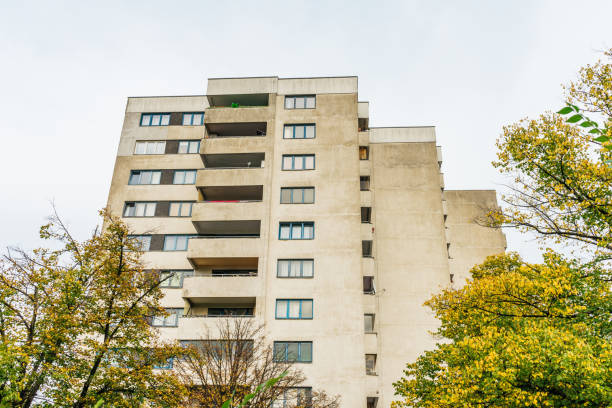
[{"xmin": 231, "ymin": 102, "xmax": 239, "ymax": 108}]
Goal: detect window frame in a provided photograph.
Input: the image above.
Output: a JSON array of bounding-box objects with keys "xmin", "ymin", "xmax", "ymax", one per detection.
[
  {"xmin": 128, "ymin": 170, "xmax": 162, "ymax": 185},
  {"xmin": 177, "ymin": 140, "xmax": 201, "ymax": 154},
  {"xmin": 168, "ymin": 201, "xmax": 194, "ymax": 217},
  {"xmin": 281, "ymin": 154, "xmax": 315, "ymax": 171},
  {"xmin": 283, "ymin": 124, "xmax": 316, "ymax": 139},
  {"xmin": 361, "ymin": 207, "xmax": 372, "ymax": 223},
  {"xmin": 364, "ymin": 314, "xmax": 375, "ymax": 333},
  {"xmin": 182, "ymin": 112, "xmax": 204, "ymax": 126},
  {"xmin": 140, "ymin": 113, "xmax": 171, "ymax": 127},
  {"xmin": 152, "ymin": 357, "xmax": 174, "ymax": 370},
  {"xmin": 127, "ymin": 235, "xmax": 151, "ymax": 251},
  {"xmin": 276, "ymin": 259, "xmax": 314, "ymax": 278},
  {"xmin": 172, "ymin": 170, "xmax": 197, "ymax": 185},
  {"xmin": 273, "ymin": 341, "xmax": 313, "ymax": 363},
  {"xmin": 272, "ymin": 387, "xmax": 312, "ymax": 408},
  {"xmin": 366, "ymin": 354, "xmax": 377, "ymax": 375},
  {"xmin": 284, "ymin": 95, "xmax": 316, "ymax": 110},
  {"xmin": 360, "ymin": 176, "xmax": 370, "ymax": 191},
  {"xmin": 151, "ymin": 308, "xmax": 183, "ymax": 327},
  {"xmin": 159, "ymin": 270, "xmax": 194, "ymax": 288},
  {"xmin": 359, "ymin": 146, "xmax": 370, "ymax": 160},
  {"xmin": 275, "ymin": 299, "xmax": 313, "ymax": 320},
  {"xmin": 278, "ymin": 222, "xmax": 315, "ymax": 240},
  {"xmin": 123, "ymin": 201, "xmax": 157, "ymax": 217},
  {"xmin": 134, "ymin": 140, "xmax": 166, "ymax": 155},
  {"xmin": 162, "ymin": 235, "xmax": 194, "ymax": 251},
  {"xmin": 280, "ymin": 187, "xmax": 315, "ymax": 204}
]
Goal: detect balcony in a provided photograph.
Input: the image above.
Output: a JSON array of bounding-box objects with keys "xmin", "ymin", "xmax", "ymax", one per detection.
[
  {"xmin": 192, "ymin": 220, "xmax": 260, "ymax": 237},
  {"xmin": 205, "ymin": 106, "xmax": 271, "ymax": 125},
  {"xmin": 192, "ymin": 200, "xmax": 264, "ymax": 224},
  {"xmin": 178, "ymin": 312, "xmax": 259, "ymax": 339},
  {"xmin": 202, "ymin": 152, "xmax": 265, "ymax": 169},
  {"xmin": 205, "ymin": 122, "xmax": 267, "ymax": 137},
  {"xmin": 183, "ymin": 275, "xmax": 259, "ymax": 303},
  {"xmin": 207, "ymin": 93, "xmax": 269, "ymax": 108},
  {"xmin": 201, "ymin": 136, "xmax": 269, "ymax": 156},
  {"xmin": 188, "ymin": 237, "xmax": 262, "ymax": 267},
  {"xmin": 196, "ymin": 167, "xmax": 264, "ymax": 188}
]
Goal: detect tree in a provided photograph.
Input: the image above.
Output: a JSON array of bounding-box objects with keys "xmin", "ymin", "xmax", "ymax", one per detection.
[
  {"xmin": 393, "ymin": 51, "xmax": 612, "ymax": 407},
  {"xmin": 0, "ymin": 209, "xmax": 186, "ymax": 407},
  {"xmin": 392, "ymin": 252, "xmax": 611, "ymax": 407},
  {"xmin": 175, "ymin": 318, "xmax": 340, "ymax": 408},
  {"xmin": 487, "ymin": 50, "xmax": 612, "ymax": 251}
]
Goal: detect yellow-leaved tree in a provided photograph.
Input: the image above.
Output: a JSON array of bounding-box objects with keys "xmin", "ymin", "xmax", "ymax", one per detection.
[
  {"xmin": 0, "ymin": 209, "xmax": 186, "ymax": 408},
  {"xmin": 392, "ymin": 51, "xmax": 612, "ymax": 407}
]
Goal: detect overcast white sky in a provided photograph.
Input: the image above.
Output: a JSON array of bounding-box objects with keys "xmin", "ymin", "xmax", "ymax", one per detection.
[{"xmin": 0, "ymin": 0, "xmax": 610, "ymax": 260}]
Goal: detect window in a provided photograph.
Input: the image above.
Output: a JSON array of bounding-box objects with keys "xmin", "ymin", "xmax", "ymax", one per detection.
[
  {"xmin": 284, "ymin": 95, "xmax": 316, "ymax": 109},
  {"xmin": 172, "ymin": 170, "xmax": 197, "ymax": 184},
  {"xmin": 163, "ymin": 235, "xmax": 194, "ymax": 251},
  {"xmin": 362, "ymin": 240, "xmax": 373, "ymax": 257},
  {"xmin": 364, "ymin": 314, "xmax": 375, "ymax": 333},
  {"xmin": 182, "ymin": 112, "xmax": 204, "ymax": 126},
  {"xmin": 360, "ymin": 176, "xmax": 370, "ymax": 191},
  {"xmin": 134, "ymin": 141, "xmax": 166, "ymax": 155},
  {"xmin": 279, "ymin": 222, "xmax": 314, "ymax": 240},
  {"xmin": 283, "ymin": 124, "xmax": 316, "ymax": 139},
  {"xmin": 153, "ymin": 358, "xmax": 174, "ymax": 370},
  {"xmin": 363, "ymin": 276, "xmax": 375, "ymax": 294},
  {"xmin": 277, "ymin": 259, "xmax": 314, "ymax": 278},
  {"xmin": 272, "ymin": 388, "xmax": 312, "ymax": 408},
  {"xmin": 361, "ymin": 207, "xmax": 372, "ymax": 223},
  {"xmin": 178, "ymin": 140, "xmax": 200, "ymax": 154},
  {"xmin": 127, "ymin": 235, "xmax": 151, "ymax": 251},
  {"xmin": 129, "ymin": 170, "xmax": 161, "ymax": 185},
  {"xmin": 140, "ymin": 113, "xmax": 170, "ymax": 126},
  {"xmin": 275, "ymin": 299, "xmax": 313, "ymax": 319},
  {"xmin": 282, "ymin": 154, "xmax": 315, "ymax": 170},
  {"xmin": 359, "ymin": 146, "xmax": 369, "ymax": 160},
  {"xmin": 124, "ymin": 202, "xmax": 156, "ymax": 217},
  {"xmin": 273, "ymin": 342, "xmax": 312, "ymax": 363},
  {"xmin": 159, "ymin": 270, "xmax": 194, "ymax": 288},
  {"xmin": 169, "ymin": 202, "xmax": 193, "ymax": 217},
  {"xmin": 280, "ymin": 187, "xmax": 314, "ymax": 204},
  {"xmin": 151, "ymin": 308, "xmax": 183, "ymax": 327},
  {"xmin": 366, "ymin": 354, "xmax": 377, "ymax": 375}
]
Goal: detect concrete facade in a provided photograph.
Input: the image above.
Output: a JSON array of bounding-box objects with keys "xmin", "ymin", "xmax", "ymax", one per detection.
[{"xmin": 105, "ymin": 76, "xmax": 506, "ymax": 407}]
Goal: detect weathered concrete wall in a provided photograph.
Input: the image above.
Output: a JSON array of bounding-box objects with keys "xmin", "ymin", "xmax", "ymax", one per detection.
[
  {"xmin": 444, "ymin": 190, "xmax": 507, "ymax": 287},
  {"xmin": 370, "ymin": 140, "xmax": 450, "ymax": 407}
]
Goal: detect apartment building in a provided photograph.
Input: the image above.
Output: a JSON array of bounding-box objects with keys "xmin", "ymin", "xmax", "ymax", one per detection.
[{"xmin": 105, "ymin": 76, "xmax": 506, "ymax": 407}]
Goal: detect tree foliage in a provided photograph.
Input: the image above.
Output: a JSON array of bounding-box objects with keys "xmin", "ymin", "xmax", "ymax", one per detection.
[
  {"xmin": 0, "ymin": 209, "xmax": 185, "ymax": 407},
  {"xmin": 393, "ymin": 51, "xmax": 612, "ymax": 407},
  {"xmin": 485, "ymin": 49, "xmax": 612, "ymax": 251}
]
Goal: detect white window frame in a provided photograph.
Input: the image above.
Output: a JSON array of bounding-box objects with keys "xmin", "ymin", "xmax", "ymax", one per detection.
[
  {"xmin": 168, "ymin": 202, "xmax": 194, "ymax": 217},
  {"xmin": 172, "ymin": 170, "xmax": 197, "ymax": 185},
  {"xmin": 134, "ymin": 141, "xmax": 166, "ymax": 155},
  {"xmin": 284, "ymin": 95, "xmax": 316, "ymax": 109},
  {"xmin": 277, "ymin": 259, "xmax": 314, "ymax": 278}
]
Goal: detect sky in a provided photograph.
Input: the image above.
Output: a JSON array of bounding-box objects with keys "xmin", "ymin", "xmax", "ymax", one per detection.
[{"xmin": 0, "ymin": 0, "xmax": 610, "ymax": 260}]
